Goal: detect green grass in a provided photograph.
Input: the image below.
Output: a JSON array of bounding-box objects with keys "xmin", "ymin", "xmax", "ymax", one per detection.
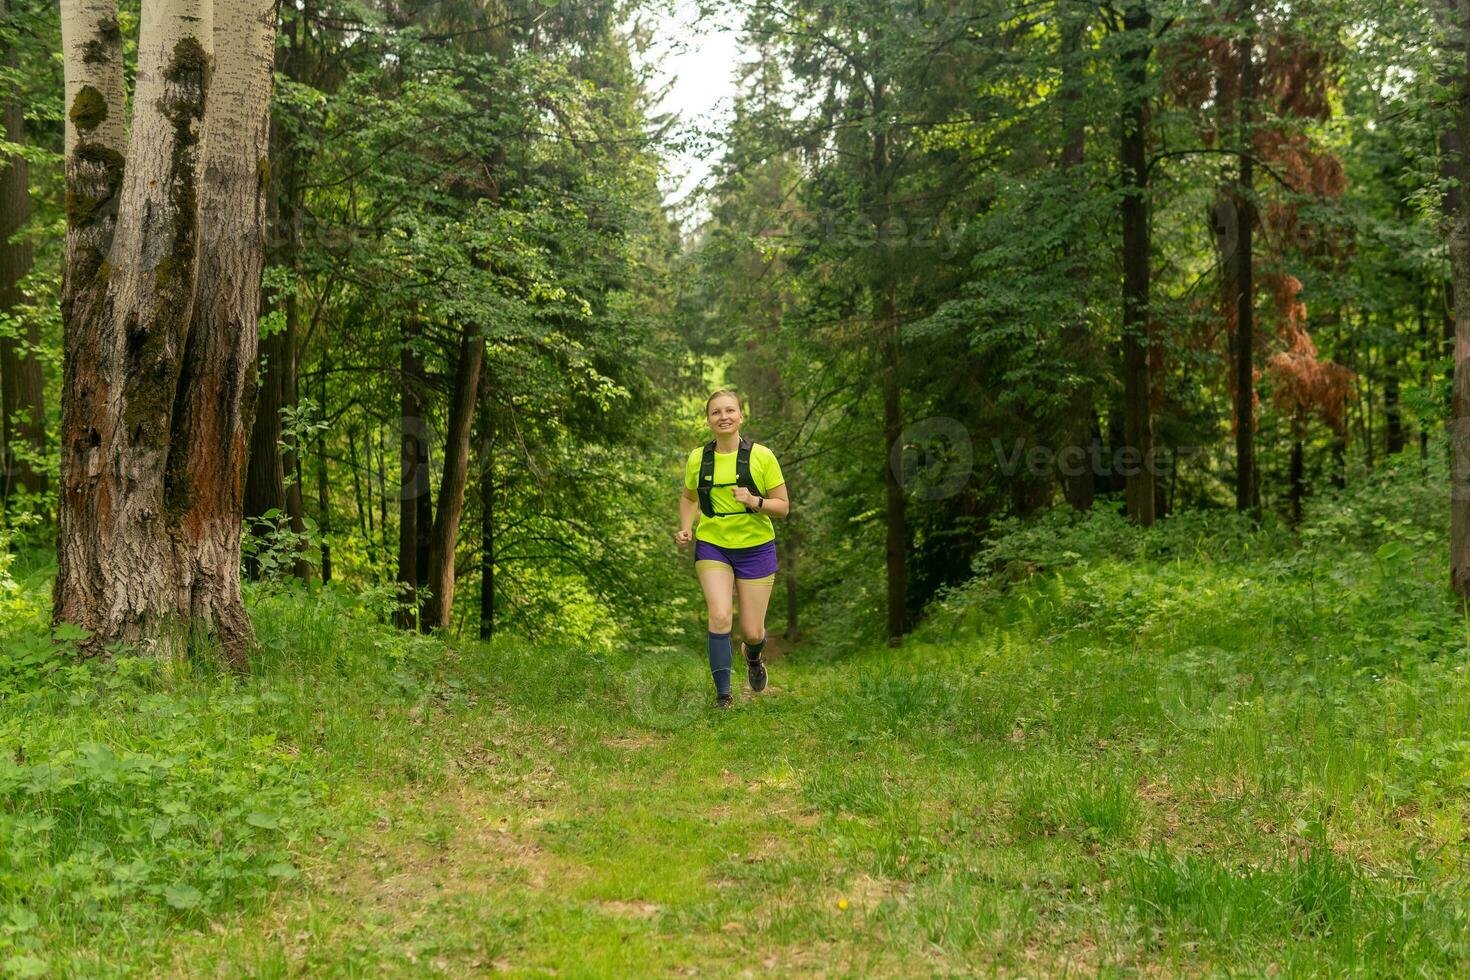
[{"xmin": 3, "ymin": 497, "xmax": 1470, "ymax": 975}]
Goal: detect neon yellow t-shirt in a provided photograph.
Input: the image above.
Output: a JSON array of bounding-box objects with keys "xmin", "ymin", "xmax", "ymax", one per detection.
[{"xmin": 684, "ymin": 442, "xmax": 785, "ymax": 549}]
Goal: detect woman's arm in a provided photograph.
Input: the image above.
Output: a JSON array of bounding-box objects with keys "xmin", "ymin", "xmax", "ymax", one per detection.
[
  {"xmin": 677, "ymin": 488, "xmax": 699, "ymax": 546},
  {"xmin": 734, "ymin": 482, "xmax": 790, "ymax": 519}
]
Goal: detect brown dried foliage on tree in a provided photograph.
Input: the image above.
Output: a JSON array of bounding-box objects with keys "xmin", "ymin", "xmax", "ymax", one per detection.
[
  {"xmin": 1265, "ymin": 274, "xmax": 1354, "ymax": 436},
  {"xmin": 1165, "ymin": 5, "xmax": 1353, "ymax": 437}
]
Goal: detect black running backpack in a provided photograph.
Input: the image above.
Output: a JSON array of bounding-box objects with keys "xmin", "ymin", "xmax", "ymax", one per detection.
[{"xmin": 697, "ymin": 437, "xmax": 761, "ymax": 518}]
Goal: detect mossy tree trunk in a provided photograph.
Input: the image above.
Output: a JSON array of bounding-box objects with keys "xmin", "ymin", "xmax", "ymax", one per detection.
[{"xmin": 55, "ymin": 0, "xmax": 278, "ymax": 662}]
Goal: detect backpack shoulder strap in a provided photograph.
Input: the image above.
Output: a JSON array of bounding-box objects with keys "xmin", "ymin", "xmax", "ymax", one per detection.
[
  {"xmin": 735, "ymin": 437, "xmax": 759, "ymax": 498},
  {"xmin": 697, "ymin": 440, "xmax": 717, "ymax": 518}
]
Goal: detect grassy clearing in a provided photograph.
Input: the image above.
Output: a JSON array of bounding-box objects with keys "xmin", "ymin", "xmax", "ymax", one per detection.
[{"xmin": 4, "ymin": 490, "xmax": 1470, "ymax": 975}]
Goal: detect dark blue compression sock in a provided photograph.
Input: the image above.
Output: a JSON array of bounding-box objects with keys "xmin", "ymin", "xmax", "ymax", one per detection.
[{"xmin": 707, "ymin": 630, "xmax": 733, "ymax": 696}]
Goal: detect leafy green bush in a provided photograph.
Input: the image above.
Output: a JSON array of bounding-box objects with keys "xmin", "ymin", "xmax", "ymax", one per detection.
[{"xmin": 0, "ymin": 656, "xmax": 322, "ymax": 968}]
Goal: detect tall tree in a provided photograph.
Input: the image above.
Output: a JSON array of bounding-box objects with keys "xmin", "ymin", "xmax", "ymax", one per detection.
[
  {"xmin": 1118, "ymin": 2, "xmax": 1156, "ymax": 525},
  {"xmin": 396, "ymin": 317, "xmax": 431, "ymax": 630},
  {"xmin": 243, "ymin": 2, "xmax": 311, "ymax": 581},
  {"xmin": 55, "ymin": 0, "xmax": 277, "ymax": 659},
  {"xmin": 0, "ymin": 0, "xmax": 46, "ymax": 506},
  {"xmin": 1233, "ymin": 0, "xmax": 1256, "ymax": 512},
  {"xmin": 1447, "ymin": 0, "xmax": 1470, "ymax": 598},
  {"xmin": 423, "ymin": 323, "xmax": 482, "ymax": 630},
  {"xmin": 1059, "ymin": 1, "xmax": 1095, "ymax": 513}
]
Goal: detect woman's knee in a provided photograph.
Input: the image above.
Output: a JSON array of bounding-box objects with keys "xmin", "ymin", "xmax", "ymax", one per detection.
[{"xmin": 707, "ymin": 611, "xmax": 734, "ymax": 634}]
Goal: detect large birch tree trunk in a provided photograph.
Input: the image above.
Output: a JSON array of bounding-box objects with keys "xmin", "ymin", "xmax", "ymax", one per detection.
[{"xmin": 55, "ymin": 0, "xmax": 278, "ymax": 662}]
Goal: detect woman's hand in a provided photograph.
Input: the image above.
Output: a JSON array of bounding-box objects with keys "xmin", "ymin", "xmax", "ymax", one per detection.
[
  {"xmin": 732, "ymin": 486, "xmax": 759, "ymax": 509},
  {"xmin": 675, "ymin": 528, "xmax": 693, "ymax": 548}
]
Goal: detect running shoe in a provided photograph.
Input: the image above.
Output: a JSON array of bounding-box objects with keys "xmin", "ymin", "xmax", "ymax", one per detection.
[
  {"xmin": 743, "ymin": 643, "xmax": 768, "ymax": 693},
  {"xmin": 716, "ymin": 692, "xmax": 734, "ymax": 709}
]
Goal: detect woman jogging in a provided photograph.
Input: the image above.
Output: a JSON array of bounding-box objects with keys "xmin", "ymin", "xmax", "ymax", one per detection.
[{"xmin": 676, "ymin": 389, "xmax": 790, "ymax": 708}]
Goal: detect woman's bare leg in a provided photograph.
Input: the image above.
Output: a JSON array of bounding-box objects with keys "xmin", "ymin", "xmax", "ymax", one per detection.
[
  {"xmin": 696, "ymin": 561, "xmax": 735, "ymax": 633},
  {"xmin": 735, "ymin": 575, "xmax": 774, "ymax": 647}
]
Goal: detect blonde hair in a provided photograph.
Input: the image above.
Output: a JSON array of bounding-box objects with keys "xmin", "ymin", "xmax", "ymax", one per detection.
[{"xmin": 705, "ymin": 388, "xmax": 743, "ymax": 413}]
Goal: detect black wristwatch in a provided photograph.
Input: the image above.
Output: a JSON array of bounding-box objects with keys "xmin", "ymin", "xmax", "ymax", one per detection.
[{"xmin": 756, "ymin": 496, "xmax": 765, "ymax": 510}]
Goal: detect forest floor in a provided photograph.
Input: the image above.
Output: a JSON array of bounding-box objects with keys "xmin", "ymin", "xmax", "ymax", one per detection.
[{"xmin": 4, "ymin": 497, "xmax": 1470, "ymax": 976}]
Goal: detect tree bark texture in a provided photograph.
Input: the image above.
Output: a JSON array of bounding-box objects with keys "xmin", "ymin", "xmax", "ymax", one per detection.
[
  {"xmin": 396, "ymin": 320, "xmax": 430, "ymax": 630},
  {"xmin": 423, "ymin": 325, "xmax": 483, "ymax": 630},
  {"xmin": 878, "ymin": 287, "xmax": 909, "ymax": 642},
  {"xmin": 1234, "ymin": 5, "xmax": 1256, "ymax": 513},
  {"xmin": 243, "ymin": 19, "xmax": 309, "ymax": 581},
  {"xmin": 1119, "ymin": 3, "xmax": 1156, "ymax": 526},
  {"xmin": 1, "ymin": 61, "xmax": 46, "ymax": 503},
  {"xmin": 242, "ymin": 323, "xmax": 286, "ymax": 575},
  {"xmin": 479, "ymin": 418, "xmax": 493, "ymax": 642},
  {"xmin": 1059, "ymin": 2, "xmax": 1094, "ymax": 512},
  {"xmin": 1448, "ymin": 0, "xmax": 1470, "ymax": 599},
  {"xmin": 55, "ymin": 0, "xmax": 278, "ymax": 661}
]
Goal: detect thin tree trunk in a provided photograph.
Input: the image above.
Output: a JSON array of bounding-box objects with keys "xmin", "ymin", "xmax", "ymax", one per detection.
[
  {"xmin": 281, "ymin": 289, "xmax": 310, "ymax": 580},
  {"xmin": 424, "ymin": 325, "xmax": 484, "ymax": 629},
  {"xmin": 376, "ymin": 423, "xmax": 388, "ymax": 577},
  {"xmin": 316, "ymin": 346, "xmax": 332, "ymax": 581},
  {"xmin": 1385, "ymin": 351, "xmax": 1404, "ymax": 456},
  {"xmin": 242, "ymin": 10, "xmax": 309, "ymax": 580},
  {"xmin": 1, "ymin": 71, "xmax": 46, "ymax": 506},
  {"xmin": 1444, "ymin": 42, "xmax": 1464, "ymax": 422},
  {"xmin": 348, "ymin": 422, "xmax": 368, "ymax": 548},
  {"xmin": 1447, "ymin": 0, "xmax": 1470, "ymax": 599},
  {"xmin": 55, "ymin": 0, "xmax": 277, "ymax": 661},
  {"xmin": 479, "ymin": 416, "xmax": 493, "ymax": 642},
  {"xmin": 1059, "ymin": 3, "xmax": 1094, "ymax": 512},
  {"xmin": 477, "ymin": 367, "xmax": 493, "ymax": 641},
  {"xmin": 1289, "ymin": 434, "xmax": 1305, "ymax": 526},
  {"xmin": 1235, "ymin": 3, "xmax": 1256, "ymax": 513},
  {"xmin": 781, "ymin": 527, "xmax": 800, "ymax": 641},
  {"xmin": 396, "ymin": 319, "xmax": 427, "ymax": 629},
  {"xmin": 243, "ymin": 325, "xmax": 287, "ymax": 577},
  {"xmin": 1420, "ymin": 289, "xmax": 1431, "ymax": 464},
  {"xmin": 878, "ymin": 287, "xmax": 908, "ymax": 642},
  {"xmin": 416, "ymin": 443, "xmax": 433, "ymax": 630},
  {"xmin": 1119, "ymin": 3, "xmax": 1155, "ymax": 526}
]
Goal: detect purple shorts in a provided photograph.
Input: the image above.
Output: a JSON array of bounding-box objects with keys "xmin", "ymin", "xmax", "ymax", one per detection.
[{"xmin": 694, "ymin": 539, "xmax": 779, "ymax": 579}]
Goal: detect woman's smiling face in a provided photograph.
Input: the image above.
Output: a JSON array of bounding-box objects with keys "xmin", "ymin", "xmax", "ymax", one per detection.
[{"xmin": 707, "ymin": 393, "xmax": 742, "ymax": 435}]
